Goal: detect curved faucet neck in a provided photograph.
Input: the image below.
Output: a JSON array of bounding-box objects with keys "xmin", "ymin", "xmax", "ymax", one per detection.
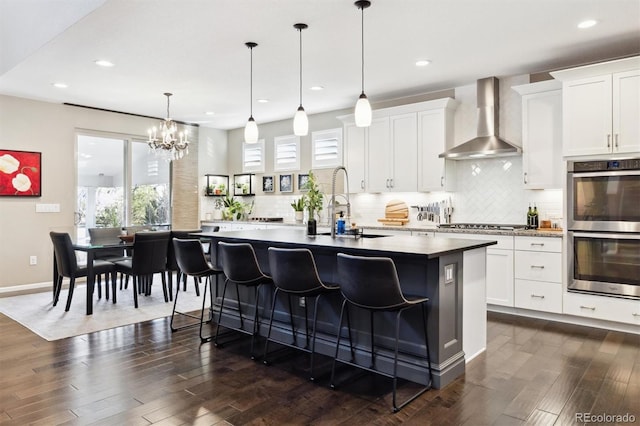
[{"xmin": 330, "ymin": 166, "xmax": 350, "ymax": 238}]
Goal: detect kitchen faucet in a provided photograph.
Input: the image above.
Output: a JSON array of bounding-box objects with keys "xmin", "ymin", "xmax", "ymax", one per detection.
[{"xmin": 329, "ymin": 166, "xmax": 350, "ymax": 238}]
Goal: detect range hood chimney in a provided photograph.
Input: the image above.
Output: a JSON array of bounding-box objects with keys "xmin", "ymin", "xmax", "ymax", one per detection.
[{"xmin": 439, "ymin": 77, "xmax": 521, "ymax": 160}]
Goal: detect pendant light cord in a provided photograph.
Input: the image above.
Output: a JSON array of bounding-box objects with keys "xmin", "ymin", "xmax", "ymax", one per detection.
[
  {"xmin": 250, "ymin": 45, "xmax": 253, "ymax": 117},
  {"xmin": 166, "ymin": 94, "xmax": 170, "ymax": 118},
  {"xmin": 299, "ymin": 27, "xmax": 303, "ymax": 107},
  {"xmin": 360, "ymin": 5, "xmax": 365, "ymax": 94}
]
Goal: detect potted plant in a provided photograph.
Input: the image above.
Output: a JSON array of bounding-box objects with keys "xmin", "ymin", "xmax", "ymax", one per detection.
[
  {"xmin": 291, "ymin": 197, "xmax": 304, "ymax": 222},
  {"xmin": 215, "ymin": 183, "xmax": 225, "ymax": 195},
  {"xmin": 212, "ymin": 197, "xmax": 224, "ymax": 220},
  {"xmin": 205, "ymin": 184, "xmax": 215, "ymax": 196},
  {"xmin": 302, "ymin": 171, "xmax": 323, "ymax": 235}
]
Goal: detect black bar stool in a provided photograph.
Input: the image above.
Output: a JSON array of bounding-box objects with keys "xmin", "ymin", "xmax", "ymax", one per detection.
[
  {"xmin": 215, "ymin": 241, "xmax": 273, "ymax": 359},
  {"xmin": 331, "ymin": 252, "xmax": 433, "ymax": 413},
  {"xmin": 171, "ymin": 238, "xmax": 223, "ymax": 343},
  {"xmin": 264, "ymin": 247, "xmax": 342, "ymax": 381}
]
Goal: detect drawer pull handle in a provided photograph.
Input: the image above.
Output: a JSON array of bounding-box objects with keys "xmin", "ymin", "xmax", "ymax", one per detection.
[
  {"xmin": 531, "ymin": 243, "xmax": 545, "ymax": 247},
  {"xmin": 531, "ymin": 265, "xmax": 545, "ymax": 269},
  {"xmin": 633, "ymin": 313, "xmax": 640, "ymax": 317},
  {"xmin": 580, "ymin": 305, "xmax": 596, "ymax": 311},
  {"xmin": 530, "ymin": 294, "xmax": 545, "ymax": 299}
]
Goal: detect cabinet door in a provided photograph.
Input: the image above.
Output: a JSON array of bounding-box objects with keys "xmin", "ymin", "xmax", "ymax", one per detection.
[
  {"xmin": 486, "ymin": 248, "xmax": 514, "ymax": 307},
  {"xmin": 563, "ymin": 75, "xmax": 612, "ymax": 156},
  {"xmin": 344, "ymin": 122, "xmax": 366, "ymax": 193},
  {"xmin": 366, "ymin": 117, "xmax": 391, "ymax": 192},
  {"xmin": 613, "ymin": 69, "xmax": 640, "ymax": 154},
  {"xmin": 389, "ymin": 113, "xmax": 417, "ymax": 192},
  {"xmin": 522, "ymin": 90, "xmax": 563, "ymax": 189},
  {"xmin": 418, "ymin": 109, "xmax": 447, "ymax": 191}
]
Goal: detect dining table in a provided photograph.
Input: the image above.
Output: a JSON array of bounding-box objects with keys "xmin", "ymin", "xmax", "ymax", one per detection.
[{"xmin": 53, "ymin": 239, "xmax": 133, "ymax": 315}]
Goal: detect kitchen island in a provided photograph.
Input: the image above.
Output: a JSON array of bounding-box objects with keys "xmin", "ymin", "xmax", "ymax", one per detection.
[{"xmin": 198, "ymin": 228, "xmax": 496, "ymax": 388}]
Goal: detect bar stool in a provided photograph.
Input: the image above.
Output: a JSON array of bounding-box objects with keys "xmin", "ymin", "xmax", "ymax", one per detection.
[
  {"xmin": 215, "ymin": 241, "xmax": 273, "ymax": 359},
  {"xmin": 331, "ymin": 252, "xmax": 433, "ymax": 413},
  {"xmin": 171, "ymin": 238, "xmax": 224, "ymax": 342},
  {"xmin": 263, "ymin": 247, "xmax": 342, "ymax": 381}
]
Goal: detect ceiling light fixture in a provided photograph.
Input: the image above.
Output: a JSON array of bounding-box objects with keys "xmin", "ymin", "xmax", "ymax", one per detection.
[
  {"xmin": 94, "ymin": 60, "xmax": 114, "ymax": 67},
  {"xmin": 354, "ymin": 0, "xmax": 372, "ymax": 127},
  {"xmin": 577, "ymin": 19, "xmax": 598, "ymax": 29},
  {"xmin": 147, "ymin": 92, "xmax": 189, "ymax": 161},
  {"xmin": 415, "ymin": 59, "xmax": 431, "ymax": 67},
  {"xmin": 244, "ymin": 42, "xmax": 259, "ymax": 143},
  {"xmin": 293, "ymin": 23, "xmax": 309, "ymax": 136},
  {"xmin": 310, "ymin": 86, "xmax": 324, "ymax": 91},
  {"xmin": 52, "ymin": 82, "xmax": 68, "ymax": 88}
]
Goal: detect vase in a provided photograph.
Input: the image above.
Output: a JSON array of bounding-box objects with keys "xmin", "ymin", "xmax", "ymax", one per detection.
[
  {"xmin": 212, "ymin": 209, "xmax": 223, "ymax": 220},
  {"xmin": 294, "ymin": 211, "xmax": 303, "ymax": 222},
  {"xmin": 307, "ymin": 218, "xmax": 317, "ymax": 236}
]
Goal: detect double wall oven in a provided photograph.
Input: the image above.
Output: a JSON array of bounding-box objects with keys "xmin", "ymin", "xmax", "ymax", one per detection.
[{"xmin": 567, "ymin": 159, "xmax": 640, "ymax": 299}]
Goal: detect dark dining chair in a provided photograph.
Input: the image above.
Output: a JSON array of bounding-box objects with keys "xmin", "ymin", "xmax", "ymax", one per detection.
[
  {"xmin": 331, "ymin": 252, "xmax": 433, "ymax": 413},
  {"xmin": 113, "ymin": 231, "xmax": 171, "ymax": 308},
  {"xmin": 88, "ymin": 226, "xmax": 128, "ymax": 298},
  {"xmin": 171, "ymin": 238, "xmax": 223, "ymax": 342},
  {"xmin": 50, "ymin": 231, "xmax": 116, "ymax": 311}
]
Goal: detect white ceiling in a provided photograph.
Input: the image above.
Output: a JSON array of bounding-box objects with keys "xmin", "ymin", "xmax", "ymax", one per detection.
[{"xmin": 1, "ymin": 0, "xmax": 639, "ymax": 131}]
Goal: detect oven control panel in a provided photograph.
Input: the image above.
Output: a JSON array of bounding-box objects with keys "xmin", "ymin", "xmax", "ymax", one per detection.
[{"xmin": 570, "ymin": 158, "xmax": 640, "ymax": 172}]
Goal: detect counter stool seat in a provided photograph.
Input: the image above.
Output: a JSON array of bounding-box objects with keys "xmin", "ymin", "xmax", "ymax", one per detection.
[
  {"xmin": 171, "ymin": 238, "xmax": 223, "ymax": 342},
  {"xmin": 331, "ymin": 252, "xmax": 433, "ymax": 413},
  {"xmin": 263, "ymin": 247, "xmax": 342, "ymax": 381},
  {"xmin": 215, "ymin": 241, "xmax": 273, "ymax": 359}
]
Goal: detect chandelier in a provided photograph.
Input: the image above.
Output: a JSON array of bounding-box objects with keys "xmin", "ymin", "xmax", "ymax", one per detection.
[{"xmin": 147, "ymin": 92, "xmax": 189, "ymax": 160}]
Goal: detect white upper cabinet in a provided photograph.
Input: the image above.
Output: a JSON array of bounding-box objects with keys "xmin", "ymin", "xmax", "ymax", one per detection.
[
  {"xmin": 513, "ymin": 80, "xmax": 563, "ymax": 189},
  {"xmin": 417, "ymin": 98, "xmax": 457, "ymax": 192},
  {"xmin": 551, "ymin": 56, "xmax": 640, "ymax": 157},
  {"xmin": 340, "ymin": 97, "xmax": 456, "ymax": 194}
]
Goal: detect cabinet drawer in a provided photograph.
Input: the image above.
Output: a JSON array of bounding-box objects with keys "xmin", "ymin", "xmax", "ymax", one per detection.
[
  {"xmin": 515, "ymin": 236, "xmax": 562, "ymax": 252},
  {"xmin": 563, "ymin": 292, "xmax": 640, "ymax": 325},
  {"xmin": 515, "ymin": 251, "xmax": 562, "ymax": 282},
  {"xmin": 439, "ymin": 232, "xmax": 513, "ymax": 250},
  {"xmin": 515, "ymin": 279, "xmax": 562, "ymax": 313}
]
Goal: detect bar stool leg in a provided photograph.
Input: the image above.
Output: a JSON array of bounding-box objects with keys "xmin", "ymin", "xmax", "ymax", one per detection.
[
  {"xmin": 262, "ymin": 288, "xmax": 280, "ymax": 365},
  {"xmin": 330, "ymin": 299, "xmax": 348, "ymax": 389},
  {"xmin": 214, "ymin": 279, "xmax": 230, "ymax": 347}
]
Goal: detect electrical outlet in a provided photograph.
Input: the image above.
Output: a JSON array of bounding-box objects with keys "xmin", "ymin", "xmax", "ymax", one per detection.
[
  {"xmin": 29, "ymin": 256, "xmax": 37, "ymax": 265},
  {"xmin": 299, "ymin": 297, "xmax": 306, "ymax": 307}
]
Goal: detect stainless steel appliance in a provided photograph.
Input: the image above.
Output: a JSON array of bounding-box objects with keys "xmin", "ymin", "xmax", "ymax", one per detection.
[{"xmin": 567, "ymin": 158, "xmax": 640, "ymax": 299}]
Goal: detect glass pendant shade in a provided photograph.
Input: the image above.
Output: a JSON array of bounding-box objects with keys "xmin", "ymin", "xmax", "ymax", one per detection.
[
  {"xmin": 244, "ymin": 116, "xmax": 259, "ymax": 143},
  {"xmin": 354, "ymin": 93, "xmax": 372, "ymax": 127},
  {"xmin": 293, "ymin": 106, "xmax": 308, "ymax": 136}
]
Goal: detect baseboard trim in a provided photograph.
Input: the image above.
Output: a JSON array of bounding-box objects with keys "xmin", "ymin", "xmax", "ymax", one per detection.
[{"xmin": 0, "ymin": 282, "xmax": 55, "ymax": 297}]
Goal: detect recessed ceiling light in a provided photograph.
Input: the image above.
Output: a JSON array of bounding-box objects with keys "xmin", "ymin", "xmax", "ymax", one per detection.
[
  {"xmin": 577, "ymin": 19, "xmax": 598, "ymax": 29},
  {"xmin": 205, "ymin": 111, "xmax": 215, "ymax": 115},
  {"xmin": 94, "ymin": 59, "xmax": 114, "ymax": 67},
  {"xmin": 415, "ymin": 60, "xmax": 431, "ymax": 67},
  {"xmin": 310, "ymin": 86, "xmax": 324, "ymax": 91},
  {"xmin": 52, "ymin": 82, "xmax": 68, "ymax": 88},
  {"xmin": 257, "ymin": 99, "xmax": 269, "ymax": 103}
]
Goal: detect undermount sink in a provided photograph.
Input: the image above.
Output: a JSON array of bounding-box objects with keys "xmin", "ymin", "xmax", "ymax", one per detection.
[{"xmin": 315, "ymin": 232, "xmax": 390, "ymax": 239}]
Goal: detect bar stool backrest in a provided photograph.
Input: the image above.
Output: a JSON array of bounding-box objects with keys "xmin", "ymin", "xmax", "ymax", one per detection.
[
  {"xmin": 172, "ymin": 238, "xmax": 211, "ymax": 276},
  {"xmin": 50, "ymin": 231, "xmax": 79, "ymax": 277},
  {"xmin": 218, "ymin": 241, "xmax": 265, "ymax": 283},
  {"xmin": 336, "ymin": 253, "xmax": 408, "ymax": 310},
  {"xmin": 268, "ymin": 248, "xmax": 324, "ymax": 293},
  {"xmin": 130, "ymin": 231, "xmax": 170, "ymax": 275},
  {"xmin": 167, "ymin": 230, "xmax": 202, "ymax": 271}
]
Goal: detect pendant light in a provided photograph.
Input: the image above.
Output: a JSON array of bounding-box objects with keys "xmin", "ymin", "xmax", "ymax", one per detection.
[
  {"xmin": 354, "ymin": 0, "xmax": 372, "ymax": 127},
  {"xmin": 244, "ymin": 42, "xmax": 259, "ymax": 143},
  {"xmin": 293, "ymin": 23, "xmax": 309, "ymax": 136}
]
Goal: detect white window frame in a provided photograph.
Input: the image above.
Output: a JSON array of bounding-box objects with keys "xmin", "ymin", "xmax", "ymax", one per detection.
[
  {"xmin": 242, "ymin": 139, "xmax": 265, "ymax": 173},
  {"xmin": 311, "ymin": 128, "xmax": 343, "ymax": 169},
  {"xmin": 273, "ymin": 134, "xmax": 300, "ymax": 171}
]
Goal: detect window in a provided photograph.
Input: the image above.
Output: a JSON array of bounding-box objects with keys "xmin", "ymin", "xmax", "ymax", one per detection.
[
  {"xmin": 242, "ymin": 139, "xmax": 265, "ymax": 173},
  {"xmin": 312, "ymin": 128, "xmax": 343, "ymax": 168},
  {"xmin": 274, "ymin": 135, "xmax": 300, "ymax": 171}
]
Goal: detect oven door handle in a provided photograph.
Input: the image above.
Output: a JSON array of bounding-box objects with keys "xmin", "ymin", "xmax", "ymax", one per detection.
[
  {"xmin": 570, "ymin": 170, "xmax": 640, "ymax": 178},
  {"xmin": 570, "ymin": 231, "xmax": 640, "ymax": 240}
]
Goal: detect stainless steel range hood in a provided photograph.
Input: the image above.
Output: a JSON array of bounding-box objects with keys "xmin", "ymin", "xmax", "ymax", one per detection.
[{"xmin": 440, "ymin": 77, "xmax": 521, "ymax": 160}]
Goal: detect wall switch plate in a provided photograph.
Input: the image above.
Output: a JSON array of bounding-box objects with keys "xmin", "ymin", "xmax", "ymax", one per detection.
[
  {"xmin": 35, "ymin": 203, "xmax": 60, "ymax": 213},
  {"xmin": 299, "ymin": 297, "xmax": 306, "ymax": 307},
  {"xmin": 29, "ymin": 256, "xmax": 37, "ymax": 265},
  {"xmin": 444, "ymin": 264, "xmax": 454, "ymax": 283}
]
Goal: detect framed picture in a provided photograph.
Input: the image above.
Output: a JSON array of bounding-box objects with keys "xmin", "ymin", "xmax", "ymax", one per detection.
[
  {"xmin": 298, "ymin": 173, "xmax": 309, "ymax": 191},
  {"xmin": 0, "ymin": 150, "xmax": 41, "ymax": 197},
  {"xmin": 279, "ymin": 174, "xmax": 293, "ymax": 193},
  {"xmin": 262, "ymin": 175, "xmax": 274, "ymax": 193}
]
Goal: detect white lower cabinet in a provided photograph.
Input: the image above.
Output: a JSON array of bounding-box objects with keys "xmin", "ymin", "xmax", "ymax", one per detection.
[
  {"xmin": 563, "ymin": 292, "xmax": 640, "ymax": 325},
  {"xmin": 514, "ymin": 236, "xmax": 562, "ymax": 314}
]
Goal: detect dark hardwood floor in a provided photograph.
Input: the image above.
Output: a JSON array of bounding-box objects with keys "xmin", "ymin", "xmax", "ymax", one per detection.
[{"xmin": 0, "ymin": 311, "xmax": 638, "ymax": 425}]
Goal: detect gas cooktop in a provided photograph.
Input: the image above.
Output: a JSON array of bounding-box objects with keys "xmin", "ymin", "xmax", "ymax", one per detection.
[{"xmin": 438, "ymin": 223, "xmax": 528, "ymax": 231}]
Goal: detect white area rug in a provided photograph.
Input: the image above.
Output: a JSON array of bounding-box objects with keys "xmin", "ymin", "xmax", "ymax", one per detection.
[{"xmin": 0, "ymin": 281, "xmax": 204, "ymax": 341}]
